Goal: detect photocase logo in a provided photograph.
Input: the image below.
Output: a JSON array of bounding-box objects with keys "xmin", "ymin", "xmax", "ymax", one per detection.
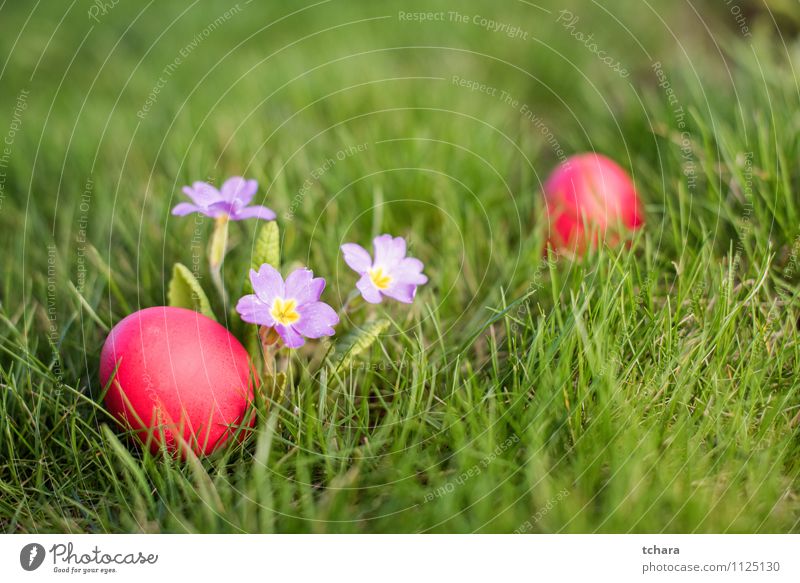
[{"xmin": 20, "ymin": 543, "xmax": 46, "ymax": 571}]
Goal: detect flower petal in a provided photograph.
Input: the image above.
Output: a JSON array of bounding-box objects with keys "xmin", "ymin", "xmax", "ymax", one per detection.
[
  {"xmin": 382, "ymin": 283, "xmax": 417, "ymax": 304},
  {"xmin": 285, "ymin": 268, "xmax": 325, "ymax": 304},
  {"xmin": 172, "ymin": 202, "xmax": 203, "ymax": 216},
  {"xmin": 235, "ymin": 294, "xmax": 275, "ymax": 326},
  {"xmin": 356, "ymin": 274, "xmax": 383, "ymax": 304},
  {"xmin": 250, "ymin": 265, "xmax": 284, "ymax": 304},
  {"xmin": 205, "ymin": 200, "xmax": 236, "ymax": 218},
  {"xmin": 276, "ymin": 324, "xmax": 305, "ymax": 348},
  {"xmin": 221, "ymin": 177, "xmax": 258, "ymax": 206},
  {"xmin": 230, "ymin": 205, "xmax": 276, "ymax": 221},
  {"xmin": 183, "ymin": 182, "xmax": 221, "ymax": 206},
  {"xmin": 392, "ymin": 257, "xmax": 428, "ymax": 285},
  {"xmin": 341, "ymin": 243, "xmax": 372, "ymax": 274},
  {"xmin": 294, "ymin": 301, "xmax": 338, "ymax": 338},
  {"xmin": 373, "ymin": 234, "xmax": 406, "ymax": 268}
]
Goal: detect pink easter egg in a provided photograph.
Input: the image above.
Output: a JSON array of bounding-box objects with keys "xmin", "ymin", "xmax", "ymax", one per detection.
[
  {"xmin": 99, "ymin": 306, "xmax": 256, "ymax": 456},
  {"xmin": 544, "ymin": 153, "xmax": 644, "ymax": 254}
]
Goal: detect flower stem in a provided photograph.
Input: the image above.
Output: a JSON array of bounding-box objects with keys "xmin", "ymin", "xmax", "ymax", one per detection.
[
  {"xmin": 259, "ymin": 326, "xmax": 280, "ymax": 377},
  {"xmin": 209, "ymin": 215, "xmax": 229, "ymax": 307}
]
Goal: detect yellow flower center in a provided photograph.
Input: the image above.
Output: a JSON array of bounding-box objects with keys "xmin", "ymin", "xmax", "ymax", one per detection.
[
  {"xmin": 270, "ymin": 297, "xmax": 300, "ymax": 325},
  {"xmin": 369, "ymin": 267, "xmax": 392, "ymax": 290}
]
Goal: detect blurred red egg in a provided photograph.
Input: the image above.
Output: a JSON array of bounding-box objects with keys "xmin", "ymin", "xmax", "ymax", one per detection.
[
  {"xmin": 99, "ymin": 306, "xmax": 256, "ymax": 456},
  {"xmin": 543, "ymin": 153, "xmax": 644, "ymax": 254}
]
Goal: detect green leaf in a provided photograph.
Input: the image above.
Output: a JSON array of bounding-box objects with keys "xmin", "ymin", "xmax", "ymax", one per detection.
[
  {"xmin": 168, "ymin": 262, "xmax": 216, "ymax": 320},
  {"xmin": 252, "ymin": 220, "xmax": 280, "ymax": 272},
  {"xmin": 331, "ymin": 318, "xmax": 390, "ymax": 372}
]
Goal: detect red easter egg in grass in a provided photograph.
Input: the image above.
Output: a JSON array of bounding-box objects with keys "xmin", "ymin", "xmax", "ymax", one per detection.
[
  {"xmin": 99, "ymin": 307, "xmax": 256, "ymax": 456},
  {"xmin": 544, "ymin": 153, "xmax": 644, "ymax": 255}
]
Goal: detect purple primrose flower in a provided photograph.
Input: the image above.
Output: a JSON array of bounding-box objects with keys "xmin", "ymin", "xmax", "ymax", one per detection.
[
  {"xmin": 236, "ymin": 264, "xmax": 339, "ymax": 348},
  {"xmin": 341, "ymin": 234, "xmax": 428, "ymax": 304},
  {"xmin": 172, "ymin": 176, "xmax": 276, "ymax": 221}
]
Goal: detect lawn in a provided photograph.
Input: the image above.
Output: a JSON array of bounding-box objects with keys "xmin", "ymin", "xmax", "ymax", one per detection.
[{"xmin": 1, "ymin": 0, "xmax": 799, "ymax": 533}]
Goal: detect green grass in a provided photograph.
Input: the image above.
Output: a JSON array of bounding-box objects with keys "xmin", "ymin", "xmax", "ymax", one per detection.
[{"xmin": 1, "ymin": 0, "xmax": 800, "ymax": 533}]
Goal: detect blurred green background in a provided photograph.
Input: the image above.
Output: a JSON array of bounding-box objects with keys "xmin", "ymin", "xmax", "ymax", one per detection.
[{"xmin": 2, "ymin": 0, "xmax": 800, "ymax": 533}]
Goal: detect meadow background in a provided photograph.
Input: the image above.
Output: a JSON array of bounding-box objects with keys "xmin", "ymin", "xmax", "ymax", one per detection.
[{"xmin": 1, "ymin": 0, "xmax": 800, "ymax": 533}]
